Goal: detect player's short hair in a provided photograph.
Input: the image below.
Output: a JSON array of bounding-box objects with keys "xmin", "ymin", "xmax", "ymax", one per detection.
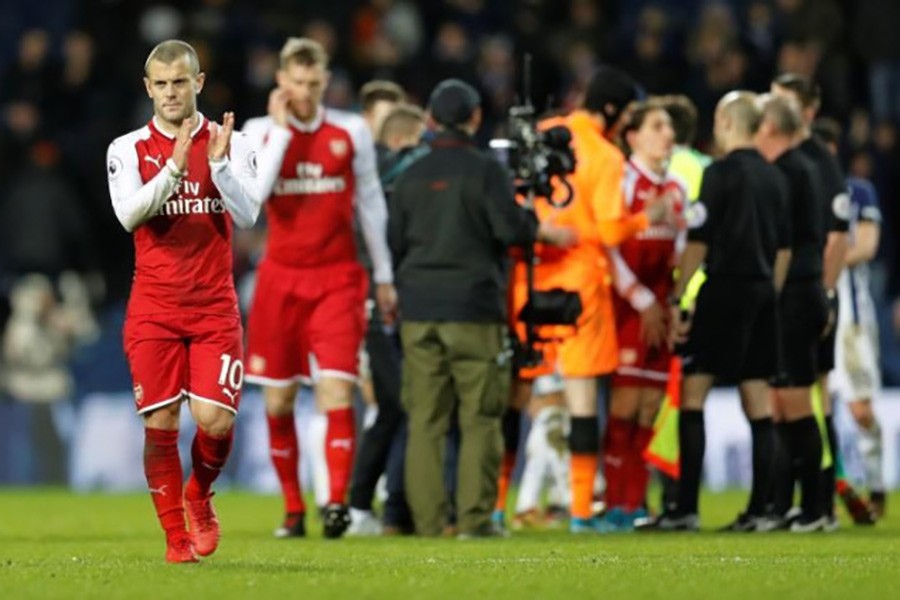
[
  {"xmin": 360, "ymin": 81, "xmax": 407, "ymax": 114},
  {"xmin": 758, "ymin": 94, "xmax": 803, "ymax": 138},
  {"xmin": 772, "ymin": 73, "xmax": 821, "ymax": 110},
  {"xmin": 659, "ymin": 95, "xmax": 698, "ymax": 145},
  {"xmin": 280, "ymin": 37, "xmax": 328, "ymax": 69},
  {"xmin": 144, "ymin": 40, "xmax": 200, "ymax": 75},
  {"xmin": 378, "ymin": 103, "xmax": 425, "ymax": 144},
  {"xmin": 620, "ymin": 98, "xmax": 669, "ymax": 152},
  {"xmin": 718, "ymin": 91, "xmax": 762, "ymax": 136},
  {"xmin": 812, "ymin": 117, "xmax": 842, "ymax": 146}
]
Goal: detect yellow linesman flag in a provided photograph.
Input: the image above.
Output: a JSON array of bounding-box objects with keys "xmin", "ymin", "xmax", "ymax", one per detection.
[{"xmin": 644, "ymin": 357, "xmax": 682, "ymax": 479}]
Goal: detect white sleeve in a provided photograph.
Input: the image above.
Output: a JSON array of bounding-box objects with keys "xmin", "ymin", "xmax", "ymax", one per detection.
[
  {"xmin": 106, "ymin": 138, "xmax": 182, "ymax": 232},
  {"xmin": 210, "ymin": 131, "xmax": 261, "ymax": 228},
  {"xmin": 242, "ymin": 118, "xmax": 291, "ymax": 202},
  {"xmin": 609, "ymin": 247, "xmax": 655, "ymax": 312},
  {"xmin": 349, "ymin": 120, "xmax": 393, "ymax": 284}
]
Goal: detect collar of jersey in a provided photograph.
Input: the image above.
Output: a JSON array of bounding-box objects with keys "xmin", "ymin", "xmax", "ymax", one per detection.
[
  {"xmin": 629, "ymin": 155, "xmax": 667, "ymax": 185},
  {"xmin": 287, "ymin": 107, "xmax": 324, "ymax": 132},
  {"xmin": 151, "ymin": 113, "xmax": 207, "ymax": 139}
]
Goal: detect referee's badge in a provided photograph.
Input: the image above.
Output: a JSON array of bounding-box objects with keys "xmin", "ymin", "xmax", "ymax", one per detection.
[
  {"xmin": 832, "ymin": 192, "xmax": 851, "ymax": 221},
  {"xmin": 685, "ymin": 201, "xmax": 708, "ymax": 229}
]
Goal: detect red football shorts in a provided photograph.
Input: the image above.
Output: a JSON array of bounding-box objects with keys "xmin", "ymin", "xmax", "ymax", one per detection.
[
  {"xmin": 124, "ymin": 312, "xmax": 244, "ymax": 415},
  {"xmin": 611, "ymin": 298, "xmax": 671, "ymax": 389},
  {"xmin": 246, "ymin": 260, "xmax": 368, "ymax": 386}
]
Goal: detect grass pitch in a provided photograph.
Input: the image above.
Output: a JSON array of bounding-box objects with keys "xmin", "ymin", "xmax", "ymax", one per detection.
[{"xmin": 1, "ymin": 489, "xmax": 898, "ymax": 599}]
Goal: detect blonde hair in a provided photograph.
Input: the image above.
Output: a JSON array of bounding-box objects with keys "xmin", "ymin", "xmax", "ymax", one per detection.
[
  {"xmin": 144, "ymin": 40, "xmax": 200, "ymax": 75},
  {"xmin": 378, "ymin": 103, "xmax": 425, "ymax": 144},
  {"xmin": 280, "ymin": 37, "xmax": 328, "ymax": 69}
]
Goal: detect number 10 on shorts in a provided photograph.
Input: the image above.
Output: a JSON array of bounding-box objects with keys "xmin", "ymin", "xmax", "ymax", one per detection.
[{"xmin": 218, "ymin": 353, "xmax": 244, "ymax": 402}]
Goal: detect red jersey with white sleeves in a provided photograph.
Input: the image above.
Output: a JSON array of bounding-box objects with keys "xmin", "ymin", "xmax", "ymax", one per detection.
[
  {"xmin": 612, "ymin": 158, "xmax": 686, "ymax": 306},
  {"xmin": 106, "ymin": 114, "xmax": 260, "ymax": 317},
  {"xmin": 243, "ymin": 108, "xmax": 393, "ymax": 284}
]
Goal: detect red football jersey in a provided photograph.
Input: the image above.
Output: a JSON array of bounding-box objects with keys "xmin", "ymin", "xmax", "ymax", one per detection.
[
  {"xmin": 617, "ymin": 158, "xmax": 686, "ymax": 299},
  {"xmin": 244, "ymin": 109, "xmax": 392, "ymax": 282},
  {"xmin": 107, "ymin": 115, "xmax": 258, "ymax": 316}
]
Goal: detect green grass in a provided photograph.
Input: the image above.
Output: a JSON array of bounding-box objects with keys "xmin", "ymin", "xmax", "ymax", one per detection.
[{"xmin": 1, "ymin": 490, "xmax": 899, "ymax": 599}]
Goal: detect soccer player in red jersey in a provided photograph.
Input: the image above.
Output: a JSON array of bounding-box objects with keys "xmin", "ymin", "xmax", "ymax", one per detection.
[
  {"xmin": 604, "ymin": 100, "xmax": 685, "ymax": 530},
  {"xmin": 242, "ymin": 38, "xmax": 396, "ymax": 539},
  {"xmin": 106, "ymin": 40, "xmax": 260, "ymax": 563}
]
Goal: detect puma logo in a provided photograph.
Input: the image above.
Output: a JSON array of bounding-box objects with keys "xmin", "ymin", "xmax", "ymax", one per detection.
[
  {"xmin": 222, "ymin": 388, "xmax": 237, "ymax": 404},
  {"xmin": 270, "ymin": 448, "xmax": 292, "ymax": 458},
  {"xmin": 144, "ymin": 154, "xmax": 162, "ymax": 168},
  {"xmin": 149, "ymin": 485, "xmax": 168, "ymax": 496},
  {"xmin": 329, "ymin": 438, "xmax": 353, "ymax": 450}
]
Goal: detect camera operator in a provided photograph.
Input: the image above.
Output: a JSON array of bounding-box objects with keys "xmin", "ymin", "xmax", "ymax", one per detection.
[{"xmin": 388, "ymin": 79, "xmax": 572, "ymax": 538}]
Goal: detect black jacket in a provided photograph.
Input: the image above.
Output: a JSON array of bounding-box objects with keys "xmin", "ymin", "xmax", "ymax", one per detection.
[{"xmin": 388, "ymin": 129, "xmax": 536, "ymax": 322}]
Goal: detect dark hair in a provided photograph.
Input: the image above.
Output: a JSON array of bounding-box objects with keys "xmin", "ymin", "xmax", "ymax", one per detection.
[
  {"xmin": 772, "ymin": 73, "xmax": 821, "ymax": 109},
  {"xmin": 360, "ymin": 80, "xmax": 407, "ymax": 113},
  {"xmin": 620, "ymin": 98, "xmax": 669, "ymax": 153},
  {"xmin": 659, "ymin": 95, "xmax": 698, "ymax": 145},
  {"xmin": 812, "ymin": 117, "xmax": 842, "ymax": 146},
  {"xmin": 584, "ymin": 66, "xmax": 639, "ymax": 127}
]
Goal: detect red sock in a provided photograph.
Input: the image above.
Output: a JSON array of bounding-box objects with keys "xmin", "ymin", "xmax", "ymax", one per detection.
[
  {"xmin": 144, "ymin": 428, "xmax": 185, "ymax": 538},
  {"xmin": 325, "ymin": 407, "xmax": 356, "ymax": 505},
  {"xmin": 185, "ymin": 427, "xmax": 234, "ymax": 501},
  {"xmin": 623, "ymin": 425, "xmax": 654, "ymax": 511},
  {"xmin": 267, "ymin": 413, "xmax": 306, "ymax": 514},
  {"xmin": 495, "ymin": 451, "xmax": 516, "ymax": 511},
  {"xmin": 603, "ymin": 417, "xmax": 634, "ymax": 509}
]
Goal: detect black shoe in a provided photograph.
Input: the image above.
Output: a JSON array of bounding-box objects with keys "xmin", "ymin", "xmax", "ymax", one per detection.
[
  {"xmin": 840, "ymin": 486, "xmax": 876, "ymax": 525},
  {"xmin": 718, "ymin": 512, "xmax": 763, "ymax": 532},
  {"xmin": 790, "ymin": 514, "xmax": 826, "ymax": 533},
  {"xmin": 274, "ymin": 511, "xmax": 306, "ymax": 538},
  {"xmin": 322, "ymin": 503, "xmax": 351, "ymax": 539},
  {"xmin": 635, "ymin": 511, "xmax": 698, "ymax": 532}
]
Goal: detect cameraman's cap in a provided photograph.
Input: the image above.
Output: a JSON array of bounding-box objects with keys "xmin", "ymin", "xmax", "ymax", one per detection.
[
  {"xmin": 584, "ymin": 66, "xmax": 640, "ymax": 121},
  {"xmin": 428, "ymin": 79, "xmax": 481, "ymax": 126}
]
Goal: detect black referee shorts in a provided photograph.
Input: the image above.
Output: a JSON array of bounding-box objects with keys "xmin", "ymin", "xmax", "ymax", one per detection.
[
  {"xmin": 681, "ymin": 278, "xmax": 777, "ymax": 384},
  {"xmin": 772, "ymin": 279, "xmax": 829, "ymax": 388}
]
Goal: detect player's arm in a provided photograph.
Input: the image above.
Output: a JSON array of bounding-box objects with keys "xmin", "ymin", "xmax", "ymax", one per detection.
[
  {"xmin": 610, "ymin": 247, "xmax": 655, "ymax": 312},
  {"xmin": 846, "ymin": 221, "xmax": 880, "ymax": 266},
  {"xmin": 245, "ymin": 91, "xmax": 293, "ymax": 202},
  {"xmin": 107, "ymin": 120, "xmax": 191, "ymax": 232},
  {"xmin": 610, "ymin": 247, "xmax": 667, "ymax": 348},
  {"xmin": 350, "ymin": 119, "xmax": 394, "ymax": 285},
  {"xmin": 208, "ymin": 114, "xmax": 261, "ymax": 228},
  {"xmin": 845, "ymin": 183, "xmax": 882, "ymax": 266},
  {"xmin": 822, "ymin": 179, "xmax": 851, "ymax": 290}
]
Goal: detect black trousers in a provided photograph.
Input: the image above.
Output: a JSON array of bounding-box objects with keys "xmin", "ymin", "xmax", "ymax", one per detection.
[{"xmin": 349, "ymin": 308, "xmax": 411, "ymax": 526}]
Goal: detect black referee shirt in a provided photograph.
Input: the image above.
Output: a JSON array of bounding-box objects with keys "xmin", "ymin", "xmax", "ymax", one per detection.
[
  {"xmin": 799, "ymin": 136, "xmax": 851, "ymax": 234},
  {"xmin": 775, "ymin": 147, "xmax": 825, "ymax": 281},
  {"xmin": 688, "ymin": 148, "xmax": 790, "ymax": 280}
]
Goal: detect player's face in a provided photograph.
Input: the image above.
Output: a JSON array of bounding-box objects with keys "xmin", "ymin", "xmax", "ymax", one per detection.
[
  {"xmin": 632, "ymin": 109, "xmax": 675, "ymax": 164},
  {"xmin": 144, "ymin": 57, "xmax": 204, "ymax": 126},
  {"xmin": 367, "ymin": 100, "xmax": 397, "ymax": 137},
  {"xmin": 277, "ymin": 62, "xmax": 329, "ymax": 122}
]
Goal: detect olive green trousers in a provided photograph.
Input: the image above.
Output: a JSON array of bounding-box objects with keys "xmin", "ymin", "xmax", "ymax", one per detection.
[{"xmin": 400, "ymin": 321, "xmax": 511, "ymax": 536}]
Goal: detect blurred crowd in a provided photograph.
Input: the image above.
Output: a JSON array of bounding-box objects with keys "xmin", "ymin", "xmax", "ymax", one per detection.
[{"xmin": 2, "ymin": 0, "xmax": 900, "ymax": 395}]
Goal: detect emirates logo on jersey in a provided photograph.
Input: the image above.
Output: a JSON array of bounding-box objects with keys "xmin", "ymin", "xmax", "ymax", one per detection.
[{"xmin": 329, "ymin": 139, "xmax": 348, "ymax": 158}]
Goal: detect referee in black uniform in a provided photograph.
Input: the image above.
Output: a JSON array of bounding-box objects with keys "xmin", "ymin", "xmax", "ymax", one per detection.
[
  {"xmin": 755, "ymin": 95, "xmax": 829, "ymax": 532},
  {"xmin": 772, "ymin": 74, "xmax": 851, "ymax": 528},
  {"xmin": 654, "ymin": 91, "xmax": 792, "ymax": 531}
]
